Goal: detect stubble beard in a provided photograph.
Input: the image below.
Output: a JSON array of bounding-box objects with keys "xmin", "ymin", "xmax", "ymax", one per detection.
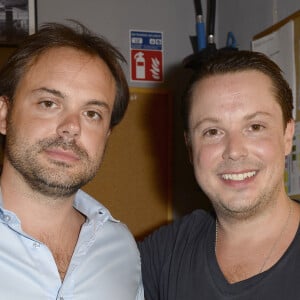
[
  {"xmin": 5, "ymin": 120, "xmax": 102, "ymax": 199},
  {"xmin": 205, "ymin": 177, "xmax": 282, "ymax": 222},
  {"xmin": 201, "ymin": 160, "xmax": 282, "ymax": 221}
]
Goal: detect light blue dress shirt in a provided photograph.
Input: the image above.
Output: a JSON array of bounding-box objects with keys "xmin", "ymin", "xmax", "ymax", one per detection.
[{"xmin": 0, "ymin": 189, "xmax": 144, "ymax": 299}]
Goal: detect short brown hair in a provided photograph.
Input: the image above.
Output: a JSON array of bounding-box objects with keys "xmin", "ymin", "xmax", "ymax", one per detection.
[
  {"xmin": 182, "ymin": 50, "xmax": 293, "ymax": 131},
  {"xmin": 0, "ymin": 21, "xmax": 129, "ymax": 128}
]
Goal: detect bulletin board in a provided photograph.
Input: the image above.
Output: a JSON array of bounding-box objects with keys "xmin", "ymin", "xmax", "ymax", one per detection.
[{"xmin": 83, "ymin": 87, "xmax": 172, "ymax": 238}]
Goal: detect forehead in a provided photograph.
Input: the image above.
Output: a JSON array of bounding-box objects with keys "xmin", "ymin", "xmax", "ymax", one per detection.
[
  {"xmin": 189, "ymin": 70, "xmax": 282, "ymax": 124},
  {"xmin": 16, "ymin": 46, "xmax": 116, "ymax": 98},
  {"xmin": 26, "ymin": 46, "xmax": 113, "ymax": 79},
  {"xmin": 191, "ymin": 70, "xmax": 276, "ymax": 108}
]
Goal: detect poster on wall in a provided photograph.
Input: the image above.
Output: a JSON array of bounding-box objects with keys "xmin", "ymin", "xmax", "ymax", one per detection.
[
  {"xmin": 285, "ymin": 121, "xmax": 300, "ymax": 196},
  {"xmin": 130, "ymin": 30, "xmax": 163, "ymax": 83},
  {"xmin": 252, "ymin": 21, "xmax": 296, "ymax": 119}
]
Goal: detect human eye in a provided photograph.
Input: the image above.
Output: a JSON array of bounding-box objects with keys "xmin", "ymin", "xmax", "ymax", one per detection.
[
  {"xmin": 84, "ymin": 110, "xmax": 101, "ymax": 121},
  {"xmin": 38, "ymin": 99, "xmax": 58, "ymax": 109},
  {"xmin": 249, "ymin": 123, "xmax": 265, "ymax": 132},
  {"xmin": 203, "ymin": 128, "xmax": 221, "ymax": 137}
]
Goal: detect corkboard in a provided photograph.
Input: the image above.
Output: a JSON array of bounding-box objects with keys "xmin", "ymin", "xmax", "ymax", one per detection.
[{"xmin": 83, "ymin": 87, "xmax": 172, "ymax": 238}]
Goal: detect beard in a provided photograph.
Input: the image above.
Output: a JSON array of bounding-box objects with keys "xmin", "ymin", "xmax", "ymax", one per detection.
[
  {"xmin": 200, "ymin": 160, "xmax": 282, "ymax": 221},
  {"xmin": 5, "ymin": 119, "xmax": 102, "ymax": 198}
]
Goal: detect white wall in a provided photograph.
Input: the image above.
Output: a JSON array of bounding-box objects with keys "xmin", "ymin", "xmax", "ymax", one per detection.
[
  {"xmin": 36, "ymin": 0, "xmax": 197, "ymax": 89},
  {"xmin": 217, "ymin": 0, "xmax": 300, "ymax": 50}
]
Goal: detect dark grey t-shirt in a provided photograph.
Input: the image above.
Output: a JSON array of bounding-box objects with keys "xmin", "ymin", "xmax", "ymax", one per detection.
[{"xmin": 139, "ymin": 209, "xmax": 300, "ymax": 300}]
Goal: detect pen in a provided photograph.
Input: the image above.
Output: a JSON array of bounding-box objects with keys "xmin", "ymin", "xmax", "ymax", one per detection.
[
  {"xmin": 195, "ymin": 0, "xmax": 206, "ymax": 51},
  {"xmin": 207, "ymin": 0, "xmax": 216, "ymax": 45}
]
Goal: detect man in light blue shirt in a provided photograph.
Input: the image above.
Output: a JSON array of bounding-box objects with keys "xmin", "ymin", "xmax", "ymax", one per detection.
[{"xmin": 0, "ymin": 21, "xmax": 143, "ymax": 299}]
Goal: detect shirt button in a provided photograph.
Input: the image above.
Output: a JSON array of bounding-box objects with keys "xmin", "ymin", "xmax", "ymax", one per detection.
[
  {"xmin": 33, "ymin": 242, "xmax": 40, "ymax": 248},
  {"xmin": 3, "ymin": 215, "xmax": 10, "ymax": 222}
]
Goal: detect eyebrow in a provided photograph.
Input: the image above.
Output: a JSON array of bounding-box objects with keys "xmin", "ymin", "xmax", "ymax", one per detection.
[
  {"xmin": 32, "ymin": 87, "xmax": 66, "ymax": 98},
  {"xmin": 32, "ymin": 87, "xmax": 111, "ymax": 111},
  {"xmin": 192, "ymin": 117, "xmax": 219, "ymax": 131},
  {"xmin": 192, "ymin": 111, "xmax": 273, "ymax": 131},
  {"xmin": 244, "ymin": 111, "xmax": 273, "ymax": 120}
]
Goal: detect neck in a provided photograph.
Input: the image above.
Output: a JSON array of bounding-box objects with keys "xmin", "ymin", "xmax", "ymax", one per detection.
[
  {"xmin": 215, "ymin": 198, "xmax": 300, "ymax": 283},
  {"xmin": 0, "ymin": 161, "xmax": 80, "ymax": 233},
  {"xmin": 0, "ymin": 161, "xmax": 86, "ymax": 282}
]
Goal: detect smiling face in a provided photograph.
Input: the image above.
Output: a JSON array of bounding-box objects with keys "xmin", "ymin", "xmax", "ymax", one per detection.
[
  {"xmin": 187, "ymin": 70, "xmax": 294, "ymax": 219},
  {"xmin": 0, "ymin": 47, "xmax": 116, "ymax": 198}
]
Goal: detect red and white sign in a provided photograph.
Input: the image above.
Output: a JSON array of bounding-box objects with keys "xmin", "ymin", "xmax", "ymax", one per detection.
[
  {"xmin": 130, "ymin": 30, "xmax": 163, "ymax": 82},
  {"xmin": 131, "ymin": 49, "xmax": 163, "ymax": 82}
]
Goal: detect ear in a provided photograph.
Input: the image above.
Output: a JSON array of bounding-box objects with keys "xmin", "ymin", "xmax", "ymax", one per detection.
[
  {"xmin": 184, "ymin": 132, "xmax": 193, "ymax": 164},
  {"xmin": 0, "ymin": 96, "xmax": 9, "ymax": 135},
  {"xmin": 106, "ymin": 128, "xmax": 111, "ymax": 138},
  {"xmin": 284, "ymin": 119, "xmax": 295, "ymax": 156}
]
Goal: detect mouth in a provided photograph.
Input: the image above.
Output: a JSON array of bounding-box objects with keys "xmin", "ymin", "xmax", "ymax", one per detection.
[
  {"xmin": 45, "ymin": 148, "xmax": 80, "ymax": 163},
  {"xmin": 221, "ymin": 171, "xmax": 256, "ymax": 181},
  {"xmin": 37, "ymin": 137, "xmax": 89, "ymax": 165}
]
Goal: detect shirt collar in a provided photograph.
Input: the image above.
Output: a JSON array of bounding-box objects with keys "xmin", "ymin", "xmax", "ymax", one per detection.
[
  {"xmin": 74, "ymin": 189, "xmax": 118, "ymax": 222},
  {"xmin": 0, "ymin": 187, "xmax": 118, "ymax": 223}
]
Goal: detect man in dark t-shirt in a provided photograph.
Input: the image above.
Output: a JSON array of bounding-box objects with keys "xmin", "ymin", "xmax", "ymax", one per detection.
[{"xmin": 139, "ymin": 50, "xmax": 300, "ymax": 299}]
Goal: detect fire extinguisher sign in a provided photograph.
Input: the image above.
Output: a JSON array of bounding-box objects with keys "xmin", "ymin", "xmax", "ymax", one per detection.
[{"xmin": 130, "ymin": 30, "xmax": 163, "ymax": 82}]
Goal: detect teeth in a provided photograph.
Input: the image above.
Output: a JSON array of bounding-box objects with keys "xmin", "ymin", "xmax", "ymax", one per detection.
[{"xmin": 222, "ymin": 171, "xmax": 256, "ymax": 181}]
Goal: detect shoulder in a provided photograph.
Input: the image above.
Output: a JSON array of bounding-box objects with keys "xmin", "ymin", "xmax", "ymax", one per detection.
[
  {"xmin": 179, "ymin": 209, "xmax": 214, "ymax": 231},
  {"xmin": 145, "ymin": 209, "xmax": 213, "ymax": 238},
  {"xmin": 138, "ymin": 209, "xmax": 214, "ymax": 298},
  {"xmin": 139, "ymin": 209, "xmax": 214, "ymax": 254}
]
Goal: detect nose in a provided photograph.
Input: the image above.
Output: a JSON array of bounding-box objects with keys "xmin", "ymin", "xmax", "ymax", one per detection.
[
  {"xmin": 57, "ymin": 113, "xmax": 81, "ymax": 141},
  {"xmin": 222, "ymin": 132, "xmax": 248, "ymax": 161}
]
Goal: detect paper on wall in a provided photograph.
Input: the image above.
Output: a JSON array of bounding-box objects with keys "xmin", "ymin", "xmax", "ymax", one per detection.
[{"xmin": 252, "ymin": 21, "xmax": 296, "ymax": 119}]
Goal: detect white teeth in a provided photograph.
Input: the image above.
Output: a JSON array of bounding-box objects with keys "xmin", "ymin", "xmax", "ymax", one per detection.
[{"xmin": 222, "ymin": 171, "xmax": 256, "ymax": 181}]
